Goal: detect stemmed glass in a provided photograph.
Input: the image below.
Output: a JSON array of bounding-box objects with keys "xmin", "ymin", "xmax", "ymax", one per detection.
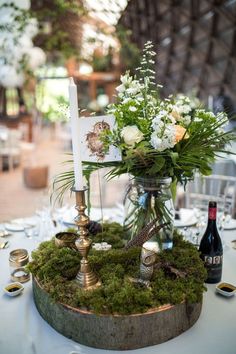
[
  {"xmin": 52, "ymin": 204, "xmax": 70, "ymax": 232},
  {"xmin": 217, "ymin": 196, "xmax": 233, "ymax": 248},
  {"xmin": 192, "ymin": 200, "xmax": 208, "ymax": 246},
  {"xmin": 33, "ymin": 208, "xmax": 55, "ymax": 247},
  {"xmin": 36, "ymin": 207, "xmax": 56, "ymax": 242}
]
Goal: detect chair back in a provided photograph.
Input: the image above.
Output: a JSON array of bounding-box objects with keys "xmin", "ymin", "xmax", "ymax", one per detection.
[
  {"xmin": 7, "ymin": 129, "xmax": 21, "ymax": 150},
  {"xmin": 185, "ymin": 174, "xmax": 236, "ymax": 217},
  {"xmin": 212, "ymin": 158, "xmax": 236, "ymax": 177}
]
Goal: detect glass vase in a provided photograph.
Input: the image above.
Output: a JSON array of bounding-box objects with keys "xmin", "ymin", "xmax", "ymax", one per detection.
[{"xmin": 124, "ymin": 176, "xmax": 175, "ymax": 251}]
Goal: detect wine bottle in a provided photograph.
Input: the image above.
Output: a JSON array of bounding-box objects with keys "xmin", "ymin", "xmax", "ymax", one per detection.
[{"xmin": 199, "ymin": 201, "xmax": 223, "ymax": 283}]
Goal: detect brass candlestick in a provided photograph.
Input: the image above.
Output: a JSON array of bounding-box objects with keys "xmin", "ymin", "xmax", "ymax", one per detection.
[{"xmin": 73, "ymin": 187, "xmax": 100, "ymax": 289}]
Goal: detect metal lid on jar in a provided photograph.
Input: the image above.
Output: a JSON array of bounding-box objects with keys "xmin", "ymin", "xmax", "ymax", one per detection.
[{"xmin": 9, "ymin": 249, "xmax": 29, "ymax": 267}]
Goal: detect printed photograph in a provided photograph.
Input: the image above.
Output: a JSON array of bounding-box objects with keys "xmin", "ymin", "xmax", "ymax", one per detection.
[{"xmin": 78, "ymin": 115, "xmax": 122, "ymax": 163}]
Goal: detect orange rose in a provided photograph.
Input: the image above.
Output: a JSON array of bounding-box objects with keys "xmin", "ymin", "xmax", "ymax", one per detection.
[{"xmin": 175, "ymin": 125, "xmax": 189, "ymax": 143}]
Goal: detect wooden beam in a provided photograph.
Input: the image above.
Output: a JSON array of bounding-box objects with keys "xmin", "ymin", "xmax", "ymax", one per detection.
[
  {"xmin": 214, "ymin": 2, "xmax": 235, "ymax": 24},
  {"xmin": 162, "ymin": 0, "xmax": 180, "ymax": 81},
  {"xmin": 221, "ymin": 14, "xmax": 236, "ymax": 88},
  {"xmin": 177, "ymin": 0, "xmax": 199, "ymax": 91},
  {"xmin": 198, "ymin": 0, "xmax": 220, "ymax": 93}
]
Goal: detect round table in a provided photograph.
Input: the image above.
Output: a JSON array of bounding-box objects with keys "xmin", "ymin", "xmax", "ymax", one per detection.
[{"xmin": 0, "ymin": 219, "xmax": 236, "ymax": 354}]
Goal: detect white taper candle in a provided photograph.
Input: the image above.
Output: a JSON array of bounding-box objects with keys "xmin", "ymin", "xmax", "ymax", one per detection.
[{"xmin": 68, "ymin": 77, "xmax": 83, "ymax": 190}]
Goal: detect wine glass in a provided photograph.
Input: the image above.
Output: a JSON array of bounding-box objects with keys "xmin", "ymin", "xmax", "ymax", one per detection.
[
  {"xmin": 217, "ymin": 195, "xmax": 233, "ymax": 249},
  {"xmin": 192, "ymin": 199, "xmax": 208, "ymax": 245},
  {"xmin": 38, "ymin": 208, "xmax": 56, "ymax": 241}
]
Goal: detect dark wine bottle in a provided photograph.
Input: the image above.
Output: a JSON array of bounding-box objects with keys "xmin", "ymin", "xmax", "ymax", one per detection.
[{"xmin": 199, "ymin": 201, "xmax": 223, "ymax": 283}]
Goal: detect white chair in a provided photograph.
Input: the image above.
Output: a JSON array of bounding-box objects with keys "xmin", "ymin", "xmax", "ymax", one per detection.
[
  {"xmin": 212, "ymin": 158, "xmax": 236, "ymax": 178},
  {"xmin": 0, "ymin": 129, "xmax": 22, "ymax": 171},
  {"xmin": 185, "ymin": 174, "xmax": 236, "ymax": 218}
]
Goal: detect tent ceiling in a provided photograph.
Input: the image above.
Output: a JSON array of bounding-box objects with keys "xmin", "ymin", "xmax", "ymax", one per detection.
[{"xmin": 119, "ymin": 0, "xmax": 236, "ymax": 101}]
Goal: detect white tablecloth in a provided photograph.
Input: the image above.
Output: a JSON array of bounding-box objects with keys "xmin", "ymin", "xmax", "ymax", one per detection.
[{"xmin": 0, "ymin": 223, "xmax": 236, "ymax": 354}]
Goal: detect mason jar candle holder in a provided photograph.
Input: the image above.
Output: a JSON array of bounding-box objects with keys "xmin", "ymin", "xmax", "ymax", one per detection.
[{"xmin": 9, "ymin": 249, "xmax": 30, "ymax": 283}]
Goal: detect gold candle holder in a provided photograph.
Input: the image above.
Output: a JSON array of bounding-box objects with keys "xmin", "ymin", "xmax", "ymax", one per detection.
[{"xmin": 73, "ymin": 187, "xmax": 100, "ymax": 289}]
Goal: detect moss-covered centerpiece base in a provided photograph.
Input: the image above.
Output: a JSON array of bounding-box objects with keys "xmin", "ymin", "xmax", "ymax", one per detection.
[{"xmin": 29, "ymin": 223, "xmax": 206, "ymax": 350}]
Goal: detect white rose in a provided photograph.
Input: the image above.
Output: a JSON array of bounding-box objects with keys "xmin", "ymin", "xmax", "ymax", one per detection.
[{"xmin": 121, "ymin": 125, "xmax": 144, "ymax": 147}]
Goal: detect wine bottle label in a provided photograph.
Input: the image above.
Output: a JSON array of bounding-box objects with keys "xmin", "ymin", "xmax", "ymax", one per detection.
[
  {"xmin": 202, "ymin": 254, "xmax": 223, "ymax": 283},
  {"xmin": 203, "ymin": 255, "xmax": 223, "ymax": 265},
  {"xmin": 208, "ymin": 207, "xmax": 217, "ymax": 220},
  {"xmin": 206, "ymin": 265, "xmax": 222, "ymax": 282}
]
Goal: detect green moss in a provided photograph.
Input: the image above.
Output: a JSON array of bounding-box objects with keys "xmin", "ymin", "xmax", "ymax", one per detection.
[
  {"xmin": 92, "ymin": 222, "xmax": 126, "ymax": 248},
  {"xmin": 66, "ymin": 222, "xmax": 126, "ymax": 248},
  {"xmin": 28, "ymin": 224, "xmax": 207, "ymax": 315}
]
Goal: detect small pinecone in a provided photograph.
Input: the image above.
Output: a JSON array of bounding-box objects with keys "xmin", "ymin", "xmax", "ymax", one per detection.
[{"xmin": 86, "ymin": 221, "xmax": 102, "ymax": 236}]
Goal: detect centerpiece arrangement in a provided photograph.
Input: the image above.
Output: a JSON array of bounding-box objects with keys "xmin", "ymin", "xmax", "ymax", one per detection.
[
  {"xmin": 32, "ymin": 41, "xmax": 235, "ymax": 350},
  {"xmin": 101, "ymin": 41, "xmax": 234, "ymax": 249},
  {"xmin": 55, "ymin": 41, "xmax": 234, "ymax": 251}
]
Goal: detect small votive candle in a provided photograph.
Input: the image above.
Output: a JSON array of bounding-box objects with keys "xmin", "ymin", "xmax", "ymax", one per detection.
[
  {"xmin": 92, "ymin": 243, "xmax": 102, "ymax": 250},
  {"xmin": 92, "ymin": 242, "xmax": 112, "ymax": 251},
  {"xmin": 9, "ymin": 249, "xmax": 30, "ymax": 283}
]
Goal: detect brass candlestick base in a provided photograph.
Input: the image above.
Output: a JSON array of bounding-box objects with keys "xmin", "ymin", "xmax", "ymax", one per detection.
[{"xmin": 73, "ymin": 188, "xmax": 100, "ymax": 289}]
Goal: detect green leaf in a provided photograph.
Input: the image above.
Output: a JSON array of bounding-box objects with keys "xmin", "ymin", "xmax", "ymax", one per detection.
[
  {"xmin": 170, "ymin": 178, "xmax": 177, "ymax": 201},
  {"xmin": 199, "ymin": 165, "xmax": 212, "ymax": 176},
  {"xmin": 170, "ymin": 152, "xmax": 179, "ymax": 164},
  {"xmin": 147, "ymin": 157, "xmax": 165, "ymax": 174}
]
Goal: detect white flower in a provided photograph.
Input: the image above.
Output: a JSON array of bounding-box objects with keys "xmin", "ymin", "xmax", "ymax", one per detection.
[
  {"xmin": 190, "ymin": 97, "xmax": 200, "ymax": 109},
  {"xmin": 175, "ymin": 103, "xmax": 190, "ymax": 115},
  {"xmin": 171, "ymin": 105, "xmax": 191, "ymax": 126},
  {"xmin": 151, "ymin": 109, "xmax": 174, "ymax": 131},
  {"xmin": 150, "ymin": 134, "xmax": 162, "ymax": 150},
  {"xmin": 195, "ymin": 109, "xmax": 215, "ymax": 119},
  {"xmin": 151, "ymin": 116, "xmax": 164, "ymax": 131},
  {"xmin": 168, "ymin": 113, "xmax": 176, "ymax": 124},
  {"xmin": 170, "ymin": 106, "xmax": 181, "ymax": 120},
  {"xmin": 194, "ymin": 117, "xmax": 202, "ymax": 122},
  {"xmin": 208, "ymin": 112, "xmax": 216, "ymax": 118},
  {"xmin": 120, "ymin": 73, "xmax": 133, "ymax": 85},
  {"xmin": 116, "ymin": 83, "xmax": 125, "ymax": 94},
  {"xmin": 174, "ymin": 95, "xmax": 193, "ymax": 116},
  {"xmin": 126, "ymin": 86, "xmax": 140, "ymax": 95},
  {"xmin": 122, "ymin": 97, "xmax": 132, "ymax": 104},
  {"xmin": 129, "ymin": 106, "xmax": 137, "ymax": 112},
  {"xmin": 121, "ymin": 125, "xmax": 144, "ymax": 147},
  {"xmin": 116, "ymin": 73, "xmax": 142, "ymax": 98},
  {"xmin": 182, "ymin": 115, "xmax": 191, "ymax": 125},
  {"xmin": 137, "ymin": 96, "xmax": 144, "ymax": 102},
  {"xmin": 150, "ymin": 123, "xmax": 176, "ymax": 151},
  {"xmin": 181, "ymin": 104, "xmax": 191, "ymax": 114},
  {"xmin": 116, "ymin": 73, "xmax": 134, "ymax": 94},
  {"xmin": 159, "ymin": 110, "xmax": 168, "ymax": 117}
]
